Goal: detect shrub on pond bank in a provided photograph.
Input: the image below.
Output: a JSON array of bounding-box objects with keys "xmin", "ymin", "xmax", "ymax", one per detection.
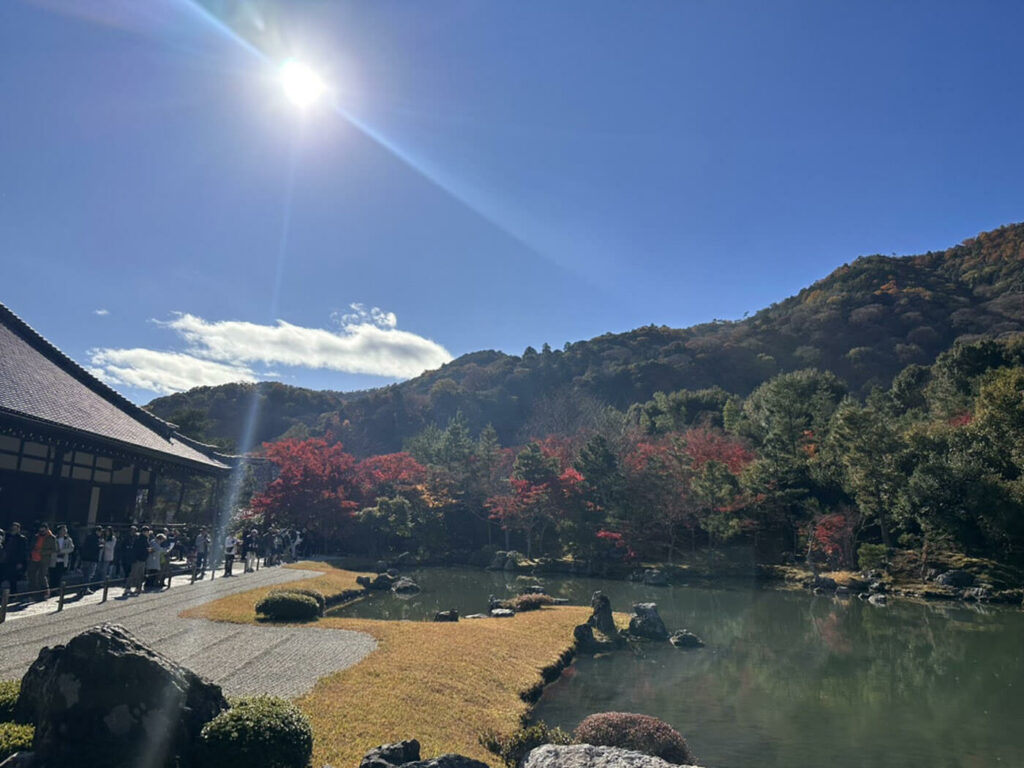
[
  {"xmin": 199, "ymin": 696, "xmax": 313, "ymax": 768},
  {"xmin": 573, "ymin": 712, "xmax": 694, "ymax": 765},
  {"xmin": 269, "ymin": 587, "xmax": 326, "ymax": 615},
  {"xmin": 480, "ymin": 722, "xmax": 572, "ymax": 768},
  {"xmin": 256, "ymin": 592, "xmax": 321, "ymax": 622},
  {"xmin": 0, "ymin": 681, "xmax": 22, "ymax": 723},
  {"xmin": 0, "ymin": 722, "xmax": 34, "ymax": 762},
  {"xmin": 504, "ymin": 594, "xmax": 557, "ymax": 612}
]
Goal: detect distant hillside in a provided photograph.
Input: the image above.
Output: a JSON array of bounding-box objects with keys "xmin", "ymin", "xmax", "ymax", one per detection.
[{"xmin": 148, "ymin": 222, "xmax": 1024, "ymax": 454}]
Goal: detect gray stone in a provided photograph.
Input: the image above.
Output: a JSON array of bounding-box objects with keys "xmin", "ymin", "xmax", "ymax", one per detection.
[
  {"xmin": 464, "ymin": 613, "xmax": 488, "ymax": 620},
  {"xmin": 868, "ymin": 594, "xmax": 887, "ymax": 606},
  {"xmin": 642, "ymin": 569, "xmax": 669, "ymax": 586},
  {"xmin": 524, "ymin": 744, "xmax": 699, "ymax": 768},
  {"xmin": 587, "ymin": 591, "xmax": 618, "ymax": 636},
  {"xmin": 489, "ymin": 608, "xmax": 514, "ymax": 618},
  {"xmin": 524, "ymin": 585, "xmax": 547, "ymax": 594},
  {"xmin": 404, "ymin": 756, "xmax": 491, "ymax": 768},
  {"xmin": 669, "ymin": 629, "xmax": 704, "ymax": 649},
  {"xmin": 391, "ymin": 577, "xmax": 421, "ymax": 594},
  {"xmin": 487, "ymin": 552, "xmax": 508, "ymax": 571},
  {"xmin": 360, "ymin": 739, "xmax": 421, "ymax": 768},
  {"xmin": 358, "ymin": 573, "xmax": 397, "ymax": 591},
  {"xmin": 15, "ymin": 623, "xmax": 228, "ymax": 768},
  {"xmin": 434, "ymin": 610, "xmax": 459, "ymax": 622},
  {"xmin": 936, "ymin": 569, "xmax": 975, "ymax": 588},
  {"xmin": 504, "ymin": 551, "xmax": 524, "ymax": 571},
  {"xmin": 628, "ymin": 603, "xmax": 669, "ymax": 641}
]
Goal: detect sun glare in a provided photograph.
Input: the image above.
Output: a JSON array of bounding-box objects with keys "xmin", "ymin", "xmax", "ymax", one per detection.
[{"xmin": 279, "ymin": 59, "xmax": 327, "ymax": 108}]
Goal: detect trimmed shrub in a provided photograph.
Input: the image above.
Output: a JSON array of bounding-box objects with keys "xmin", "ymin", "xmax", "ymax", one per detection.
[
  {"xmin": 858, "ymin": 543, "xmax": 888, "ymax": 571},
  {"xmin": 0, "ymin": 722, "xmax": 34, "ymax": 761},
  {"xmin": 255, "ymin": 592, "xmax": 320, "ymax": 622},
  {"xmin": 198, "ymin": 696, "xmax": 313, "ymax": 768},
  {"xmin": 0, "ymin": 681, "xmax": 21, "ymax": 723},
  {"xmin": 503, "ymin": 594, "xmax": 556, "ymax": 612},
  {"xmin": 573, "ymin": 712, "xmax": 694, "ymax": 765},
  {"xmin": 480, "ymin": 722, "xmax": 572, "ymax": 768},
  {"xmin": 269, "ymin": 588, "xmax": 326, "ymax": 615}
]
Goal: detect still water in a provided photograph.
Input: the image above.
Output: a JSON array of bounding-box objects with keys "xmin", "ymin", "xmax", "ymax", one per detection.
[{"xmin": 331, "ymin": 567, "xmax": 1024, "ymax": 768}]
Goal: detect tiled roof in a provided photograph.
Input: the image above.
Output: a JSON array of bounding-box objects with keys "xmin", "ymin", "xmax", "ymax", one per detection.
[{"xmin": 0, "ymin": 303, "xmax": 228, "ymax": 471}]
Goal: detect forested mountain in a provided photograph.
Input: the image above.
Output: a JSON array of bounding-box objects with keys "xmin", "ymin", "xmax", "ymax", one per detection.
[{"xmin": 147, "ymin": 222, "xmax": 1024, "ymax": 454}]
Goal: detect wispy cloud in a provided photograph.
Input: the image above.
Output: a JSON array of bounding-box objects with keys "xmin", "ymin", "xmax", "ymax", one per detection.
[
  {"xmin": 88, "ymin": 306, "xmax": 452, "ymax": 395},
  {"xmin": 94, "ymin": 309, "xmax": 110, "ymax": 316}
]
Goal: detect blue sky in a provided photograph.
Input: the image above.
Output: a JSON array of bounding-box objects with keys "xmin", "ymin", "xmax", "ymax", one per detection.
[{"xmin": 3, "ymin": 0, "xmax": 1024, "ymax": 402}]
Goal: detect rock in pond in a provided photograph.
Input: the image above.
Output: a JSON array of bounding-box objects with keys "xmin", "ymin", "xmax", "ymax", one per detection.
[
  {"xmin": 358, "ymin": 573, "xmax": 398, "ymax": 590},
  {"xmin": 464, "ymin": 613, "xmax": 489, "ymax": 620},
  {"xmin": 434, "ymin": 609, "xmax": 459, "ymax": 622},
  {"xmin": 525, "ymin": 744, "xmax": 700, "ymax": 768},
  {"xmin": 628, "ymin": 603, "xmax": 669, "ymax": 641},
  {"xmin": 487, "ymin": 551, "xmax": 508, "ymax": 570},
  {"xmin": 587, "ymin": 591, "xmax": 618, "ymax": 636},
  {"xmin": 14, "ymin": 623, "xmax": 228, "ymax": 768},
  {"xmin": 868, "ymin": 593, "xmax": 888, "ymax": 606},
  {"xmin": 391, "ymin": 577, "xmax": 421, "ymax": 594},
  {"xmin": 669, "ymin": 629, "xmax": 705, "ymax": 649},
  {"xmin": 936, "ymin": 569, "xmax": 976, "ymax": 588},
  {"xmin": 360, "ymin": 741, "xmax": 490, "ymax": 768},
  {"xmin": 489, "ymin": 608, "xmax": 515, "ymax": 618},
  {"xmin": 642, "ymin": 568, "xmax": 669, "ymax": 586}
]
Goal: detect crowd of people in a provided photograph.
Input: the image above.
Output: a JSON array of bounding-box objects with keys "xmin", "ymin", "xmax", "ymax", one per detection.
[{"xmin": 0, "ymin": 521, "xmax": 310, "ymax": 603}]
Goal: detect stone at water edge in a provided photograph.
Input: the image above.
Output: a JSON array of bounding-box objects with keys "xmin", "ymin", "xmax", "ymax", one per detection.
[
  {"xmin": 669, "ymin": 629, "xmax": 705, "ymax": 649},
  {"xmin": 392, "ymin": 577, "xmax": 421, "ymax": 594},
  {"xmin": 524, "ymin": 744, "xmax": 701, "ymax": 768},
  {"xmin": 587, "ymin": 591, "xmax": 618, "ymax": 636},
  {"xmin": 628, "ymin": 603, "xmax": 669, "ymax": 641},
  {"xmin": 936, "ymin": 569, "xmax": 976, "ymax": 588},
  {"xmin": 489, "ymin": 608, "xmax": 515, "ymax": 618},
  {"xmin": 14, "ymin": 623, "xmax": 228, "ymax": 768},
  {"xmin": 434, "ymin": 609, "xmax": 459, "ymax": 622},
  {"xmin": 358, "ymin": 573, "xmax": 398, "ymax": 590},
  {"xmin": 487, "ymin": 551, "xmax": 508, "ymax": 570},
  {"xmin": 642, "ymin": 569, "xmax": 669, "ymax": 586}
]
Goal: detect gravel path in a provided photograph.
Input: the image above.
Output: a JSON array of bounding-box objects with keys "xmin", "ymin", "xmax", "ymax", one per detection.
[{"xmin": 0, "ymin": 567, "xmax": 377, "ymax": 697}]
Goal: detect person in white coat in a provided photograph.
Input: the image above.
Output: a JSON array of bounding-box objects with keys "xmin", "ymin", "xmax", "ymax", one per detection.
[{"xmin": 50, "ymin": 524, "xmax": 75, "ymax": 589}]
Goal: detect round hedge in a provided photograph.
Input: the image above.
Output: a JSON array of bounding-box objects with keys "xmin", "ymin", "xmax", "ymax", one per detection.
[
  {"xmin": 0, "ymin": 681, "xmax": 21, "ymax": 723},
  {"xmin": 269, "ymin": 588, "xmax": 326, "ymax": 615},
  {"xmin": 198, "ymin": 696, "xmax": 313, "ymax": 768},
  {"xmin": 573, "ymin": 712, "xmax": 694, "ymax": 765},
  {"xmin": 255, "ymin": 592, "xmax": 320, "ymax": 622},
  {"xmin": 0, "ymin": 722, "xmax": 34, "ymax": 762}
]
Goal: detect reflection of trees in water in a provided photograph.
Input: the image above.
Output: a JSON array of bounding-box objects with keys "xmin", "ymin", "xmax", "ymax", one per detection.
[{"xmin": 537, "ymin": 590, "xmax": 1024, "ymax": 768}]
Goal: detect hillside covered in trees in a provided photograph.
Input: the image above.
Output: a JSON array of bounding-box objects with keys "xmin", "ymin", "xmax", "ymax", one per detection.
[{"xmin": 149, "ymin": 222, "xmax": 1024, "ymax": 455}]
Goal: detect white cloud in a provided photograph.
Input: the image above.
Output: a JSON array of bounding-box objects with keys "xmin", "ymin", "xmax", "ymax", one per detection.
[
  {"xmin": 88, "ymin": 307, "xmax": 452, "ymax": 395},
  {"xmin": 89, "ymin": 348, "xmax": 258, "ymax": 395},
  {"xmin": 94, "ymin": 309, "xmax": 109, "ymax": 316}
]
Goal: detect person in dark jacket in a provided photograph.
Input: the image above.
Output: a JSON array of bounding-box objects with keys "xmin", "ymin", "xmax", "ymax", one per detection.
[
  {"xmin": 1, "ymin": 522, "xmax": 28, "ymax": 591},
  {"xmin": 123, "ymin": 527, "xmax": 151, "ymax": 596},
  {"xmin": 81, "ymin": 526, "xmax": 103, "ymax": 583}
]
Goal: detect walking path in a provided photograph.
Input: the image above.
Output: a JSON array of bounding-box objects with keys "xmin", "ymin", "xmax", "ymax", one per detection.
[{"xmin": 0, "ymin": 567, "xmax": 377, "ymax": 698}]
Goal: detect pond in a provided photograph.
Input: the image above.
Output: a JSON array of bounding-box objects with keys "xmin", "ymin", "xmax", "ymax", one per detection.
[{"xmin": 330, "ymin": 567, "xmax": 1024, "ymax": 768}]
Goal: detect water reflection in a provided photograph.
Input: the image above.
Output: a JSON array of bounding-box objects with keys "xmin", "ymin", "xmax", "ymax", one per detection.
[{"xmin": 331, "ymin": 568, "xmax": 1024, "ymax": 768}]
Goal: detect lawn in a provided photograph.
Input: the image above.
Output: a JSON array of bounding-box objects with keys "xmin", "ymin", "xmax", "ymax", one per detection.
[{"xmin": 182, "ymin": 562, "xmax": 591, "ymax": 767}]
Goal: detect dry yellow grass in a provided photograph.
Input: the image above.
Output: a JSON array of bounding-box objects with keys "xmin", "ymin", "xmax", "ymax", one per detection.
[{"xmin": 181, "ymin": 562, "xmax": 590, "ymax": 767}]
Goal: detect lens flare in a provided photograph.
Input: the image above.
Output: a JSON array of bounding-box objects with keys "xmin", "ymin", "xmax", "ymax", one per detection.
[{"xmin": 279, "ymin": 59, "xmax": 326, "ymax": 108}]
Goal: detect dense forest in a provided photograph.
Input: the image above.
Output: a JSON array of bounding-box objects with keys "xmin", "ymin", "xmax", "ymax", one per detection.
[
  {"xmin": 149, "ymin": 222, "xmax": 1024, "ymax": 456},
  {"xmin": 149, "ymin": 221, "xmax": 1024, "ymax": 573}
]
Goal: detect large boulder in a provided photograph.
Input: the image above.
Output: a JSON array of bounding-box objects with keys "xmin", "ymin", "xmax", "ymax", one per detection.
[
  {"xmin": 642, "ymin": 569, "xmax": 669, "ymax": 587},
  {"xmin": 587, "ymin": 592, "xmax": 618, "ymax": 637},
  {"xmin": 358, "ymin": 573, "xmax": 398, "ymax": 591},
  {"xmin": 14, "ymin": 623, "xmax": 227, "ymax": 768},
  {"xmin": 434, "ymin": 610, "xmax": 459, "ymax": 622},
  {"xmin": 628, "ymin": 603, "xmax": 669, "ymax": 641},
  {"xmin": 525, "ymin": 744, "xmax": 698, "ymax": 768}
]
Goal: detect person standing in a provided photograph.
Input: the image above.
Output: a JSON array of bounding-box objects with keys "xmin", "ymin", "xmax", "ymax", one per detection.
[
  {"xmin": 194, "ymin": 527, "xmax": 210, "ymax": 575},
  {"xmin": 100, "ymin": 527, "xmax": 117, "ymax": 579},
  {"xmin": 2, "ymin": 522, "xmax": 27, "ymax": 592},
  {"xmin": 124, "ymin": 527, "xmax": 150, "ymax": 596},
  {"xmin": 117, "ymin": 525, "xmax": 136, "ymax": 582},
  {"xmin": 223, "ymin": 532, "xmax": 237, "ymax": 577},
  {"xmin": 81, "ymin": 526, "xmax": 102, "ymax": 583},
  {"xmin": 27, "ymin": 523, "xmax": 56, "ymax": 599},
  {"xmin": 50, "ymin": 524, "xmax": 75, "ymax": 590}
]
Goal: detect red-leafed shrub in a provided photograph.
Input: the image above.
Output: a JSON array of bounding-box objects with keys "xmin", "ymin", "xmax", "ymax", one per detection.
[{"xmin": 573, "ymin": 712, "xmax": 694, "ymax": 765}]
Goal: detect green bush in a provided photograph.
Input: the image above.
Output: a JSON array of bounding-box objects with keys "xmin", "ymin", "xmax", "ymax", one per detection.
[
  {"xmin": 269, "ymin": 588, "xmax": 326, "ymax": 615},
  {"xmin": 503, "ymin": 594, "xmax": 556, "ymax": 612},
  {"xmin": 574, "ymin": 712, "xmax": 694, "ymax": 765},
  {"xmin": 0, "ymin": 681, "xmax": 21, "ymax": 723},
  {"xmin": 255, "ymin": 592, "xmax": 320, "ymax": 622},
  {"xmin": 858, "ymin": 543, "xmax": 888, "ymax": 571},
  {"xmin": 198, "ymin": 696, "xmax": 313, "ymax": 768},
  {"xmin": 479, "ymin": 722, "xmax": 572, "ymax": 768},
  {"xmin": 0, "ymin": 722, "xmax": 34, "ymax": 761}
]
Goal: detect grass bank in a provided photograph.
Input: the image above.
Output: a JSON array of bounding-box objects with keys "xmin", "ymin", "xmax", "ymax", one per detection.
[{"xmin": 183, "ymin": 562, "xmax": 590, "ymax": 767}]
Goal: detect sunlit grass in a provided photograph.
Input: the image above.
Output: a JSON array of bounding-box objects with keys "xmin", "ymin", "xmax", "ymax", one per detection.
[{"xmin": 182, "ymin": 562, "xmax": 590, "ymax": 766}]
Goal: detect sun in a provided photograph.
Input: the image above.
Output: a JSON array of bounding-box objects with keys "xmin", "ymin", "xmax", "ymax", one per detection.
[{"xmin": 279, "ymin": 59, "xmax": 327, "ymax": 108}]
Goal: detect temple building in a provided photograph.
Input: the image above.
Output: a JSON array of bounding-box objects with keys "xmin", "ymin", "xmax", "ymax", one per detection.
[{"xmin": 0, "ymin": 302, "xmax": 231, "ymax": 529}]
